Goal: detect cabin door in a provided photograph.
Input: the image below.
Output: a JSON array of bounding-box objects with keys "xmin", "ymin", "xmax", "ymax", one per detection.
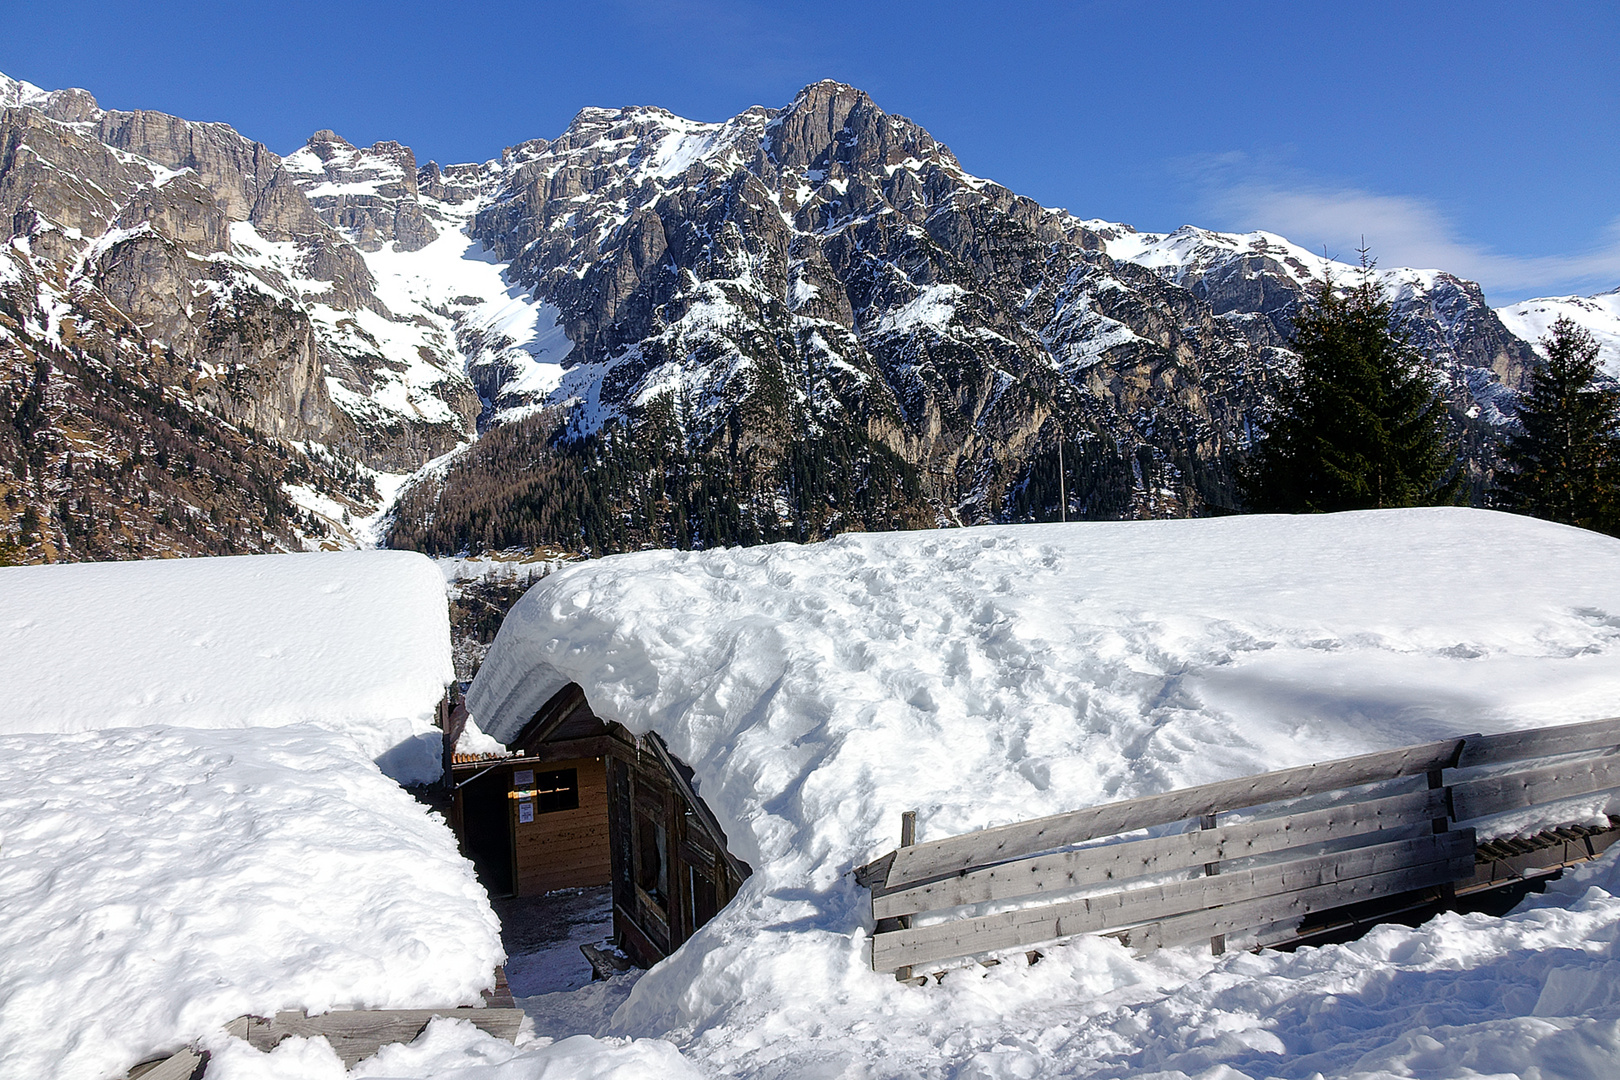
[{"xmin": 460, "ymin": 766, "xmax": 516, "ymax": 896}]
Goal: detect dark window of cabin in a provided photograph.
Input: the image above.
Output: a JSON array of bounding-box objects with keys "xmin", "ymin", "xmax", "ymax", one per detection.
[
  {"xmin": 637, "ymin": 813, "xmax": 668, "ymax": 909},
  {"xmin": 688, "ymin": 865, "xmax": 719, "ymax": 929},
  {"xmin": 534, "ymin": 768, "xmax": 579, "ymax": 814}
]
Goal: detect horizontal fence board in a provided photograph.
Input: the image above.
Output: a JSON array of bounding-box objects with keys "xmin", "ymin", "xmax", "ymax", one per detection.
[
  {"xmin": 873, "ymin": 788, "xmax": 1448, "ymax": 920},
  {"xmin": 1452, "ymin": 754, "xmax": 1620, "ymax": 822},
  {"xmin": 872, "ymin": 830, "xmax": 1472, "ymax": 972},
  {"xmin": 885, "ymin": 739, "xmax": 1463, "ymax": 887},
  {"xmin": 128, "ymin": 1048, "xmax": 204, "ymax": 1080},
  {"xmin": 248, "ymin": 1008, "xmax": 524, "ymax": 1065},
  {"xmin": 1457, "ymin": 717, "xmax": 1620, "ymax": 769},
  {"xmin": 1122, "ymin": 853, "xmax": 1475, "ymax": 953}
]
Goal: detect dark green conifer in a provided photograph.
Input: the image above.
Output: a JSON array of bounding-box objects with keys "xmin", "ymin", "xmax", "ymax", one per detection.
[
  {"xmin": 1495, "ymin": 317, "xmax": 1620, "ymax": 534},
  {"xmin": 1242, "ymin": 254, "xmax": 1460, "ymax": 512}
]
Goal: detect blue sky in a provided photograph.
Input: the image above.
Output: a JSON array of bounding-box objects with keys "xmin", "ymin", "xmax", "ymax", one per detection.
[{"xmin": 4, "ymin": 0, "xmax": 1616, "ymax": 303}]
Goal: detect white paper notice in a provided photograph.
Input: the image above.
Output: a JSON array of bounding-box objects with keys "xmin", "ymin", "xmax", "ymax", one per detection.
[{"xmin": 518, "ymin": 800, "xmax": 534, "ymax": 823}]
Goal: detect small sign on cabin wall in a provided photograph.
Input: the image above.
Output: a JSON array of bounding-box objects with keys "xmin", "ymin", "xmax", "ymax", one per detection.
[
  {"xmin": 518, "ymin": 800, "xmax": 535, "ymax": 824},
  {"xmin": 514, "ymin": 769, "xmax": 535, "ymax": 786}
]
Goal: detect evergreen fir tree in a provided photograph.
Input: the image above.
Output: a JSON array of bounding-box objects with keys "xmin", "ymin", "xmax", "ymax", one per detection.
[
  {"xmin": 1495, "ymin": 317, "xmax": 1620, "ymax": 533},
  {"xmin": 1242, "ymin": 253, "xmax": 1460, "ymax": 512}
]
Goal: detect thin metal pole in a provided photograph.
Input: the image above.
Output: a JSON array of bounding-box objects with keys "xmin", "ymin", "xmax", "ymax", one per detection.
[{"xmin": 1057, "ymin": 432, "xmax": 1066, "ymax": 523}]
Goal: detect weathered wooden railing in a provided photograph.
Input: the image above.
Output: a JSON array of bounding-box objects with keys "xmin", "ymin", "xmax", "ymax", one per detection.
[
  {"xmin": 858, "ymin": 716, "xmax": 1620, "ymax": 980},
  {"xmin": 125, "ymin": 973, "xmax": 522, "ymax": 1077}
]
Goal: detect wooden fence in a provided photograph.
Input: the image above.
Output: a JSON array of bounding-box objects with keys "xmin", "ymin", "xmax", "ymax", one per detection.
[
  {"xmin": 126, "ymin": 975, "xmax": 522, "ymax": 1078},
  {"xmin": 859, "ymin": 716, "xmax": 1620, "ymax": 980}
]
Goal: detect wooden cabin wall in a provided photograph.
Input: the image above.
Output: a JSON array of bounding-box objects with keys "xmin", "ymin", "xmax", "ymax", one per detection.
[
  {"xmin": 511, "ymin": 757, "xmax": 611, "ymax": 896},
  {"xmin": 457, "ymin": 681, "xmax": 747, "ymax": 966},
  {"xmin": 605, "ymin": 734, "xmax": 746, "ymax": 968}
]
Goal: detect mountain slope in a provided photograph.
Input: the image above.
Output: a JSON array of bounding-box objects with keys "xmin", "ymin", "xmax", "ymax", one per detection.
[
  {"xmin": 1497, "ymin": 287, "xmax": 1620, "ymax": 374},
  {"xmin": 0, "ymin": 71, "xmax": 1564, "ymax": 563},
  {"xmin": 388, "ymin": 82, "xmax": 1536, "ymax": 552}
]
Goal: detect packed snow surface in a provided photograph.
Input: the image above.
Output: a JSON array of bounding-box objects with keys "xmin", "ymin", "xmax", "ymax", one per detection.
[
  {"xmin": 0, "ymin": 724, "xmax": 503, "ymax": 1080},
  {"xmin": 0, "ymin": 551, "xmax": 454, "ymax": 781},
  {"xmin": 461, "ymin": 508, "xmax": 1620, "ymax": 1078}
]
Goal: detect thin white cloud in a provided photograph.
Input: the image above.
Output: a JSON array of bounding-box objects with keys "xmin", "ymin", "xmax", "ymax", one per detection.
[{"xmin": 1184, "ymin": 157, "xmax": 1620, "ymax": 303}]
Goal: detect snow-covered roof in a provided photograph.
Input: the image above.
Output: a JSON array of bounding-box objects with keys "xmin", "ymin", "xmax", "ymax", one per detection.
[
  {"xmin": 467, "ymin": 508, "xmax": 1620, "ymax": 1058},
  {"xmin": 0, "ymin": 723, "xmax": 503, "ymax": 1078},
  {"xmin": 0, "ymin": 551, "xmax": 454, "ymax": 782}
]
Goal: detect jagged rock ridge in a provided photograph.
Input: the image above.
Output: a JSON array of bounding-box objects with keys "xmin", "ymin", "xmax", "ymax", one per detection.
[{"xmin": 0, "ymin": 71, "xmax": 1559, "ymax": 563}]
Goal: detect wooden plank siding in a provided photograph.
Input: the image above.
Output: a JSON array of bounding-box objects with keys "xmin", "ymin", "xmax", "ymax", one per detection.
[
  {"xmin": 243, "ymin": 1008, "xmax": 523, "ymax": 1067},
  {"xmin": 511, "ymin": 756, "xmax": 612, "ymax": 896},
  {"xmin": 865, "ymin": 717, "xmax": 1620, "ymax": 978},
  {"xmin": 605, "ymin": 727, "xmax": 749, "ymax": 968},
  {"xmin": 1451, "ymin": 752, "xmax": 1620, "ymax": 822}
]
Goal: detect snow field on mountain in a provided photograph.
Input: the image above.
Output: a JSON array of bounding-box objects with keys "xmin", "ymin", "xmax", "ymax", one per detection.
[
  {"xmin": 465, "ymin": 508, "xmax": 1620, "ymax": 1078},
  {"xmin": 0, "ymin": 724, "xmax": 504, "ymax": 1080},
  {"xmin": 358, "ymin": 197, "xmax": 575, "ymax": 412},
  {"xmin": 0, "ymin": 550, "xmax": 454, "ymax": 782},
  {"xmin": 1098, "ymin": 223, "xmax": 1446, "ymax": 301},
  {"xmin": 1497, "ymin": 288, "xmax": 1620, "ymax": 376}
]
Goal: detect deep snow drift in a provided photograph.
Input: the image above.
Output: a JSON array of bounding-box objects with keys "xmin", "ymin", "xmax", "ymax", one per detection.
[
  {"xmin": 0, "ymin": 550, "xmax": 454, "ymax": 782},
  {"xmin": 458, "ymin": 508, "xmax": 1620, "ymax": 1078},
  {"xmin": 0, "ymin": 724, "xmax": 504, "ymax": 1079}
]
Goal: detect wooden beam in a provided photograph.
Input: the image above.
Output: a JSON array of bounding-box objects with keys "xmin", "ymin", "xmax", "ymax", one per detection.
[
  {"xmin": 871, "ymin": 830, "xmax": 1473, "ymax": 972},
  {"xmin": 511, "ymin": 684, "xmax": 589, "ymax": 756},
  {"xmin": 886, "ymin": 739, "xmax": 1465, "ymax": 887},
  {"xmin": 126, "ymin": 1048, "xmax": 203, "ymax": 1080},
  {"xmin": 1121, "ymin": 854, "xmax": 1475, "ymax": 953},
  {"xmin": 1456, "ymin": 716, "xmax": 1620, "ymax": 769},
  {"xmin": 243, "ymin": 1008, "xmax": 523, "ymax": 1067},
  {"xmin": 1452, "ymin": 753, "xmax": 1620, "ymax": 822},
  {"xmin": 872, "ymin": 788, "xmax": 1448, "ymax": 920}
]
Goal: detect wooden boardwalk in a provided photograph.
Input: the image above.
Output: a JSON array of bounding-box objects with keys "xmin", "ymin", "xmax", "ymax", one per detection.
[{"xmin": 860, "ymin": 717, "xmax": 1620, "ymax": 980}]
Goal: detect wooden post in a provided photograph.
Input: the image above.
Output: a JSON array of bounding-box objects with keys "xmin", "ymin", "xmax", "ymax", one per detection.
[
  {"xmin": 896, "ymin": 809, "xmax": 919, "ymax": 982},
  {"xmin": 1428, "ymin": 768, "xmax": 1457, "ymax": 904},
  {"xmin": 1199, "ymin": 811, "xmax": 1225, "ymax": 956}
]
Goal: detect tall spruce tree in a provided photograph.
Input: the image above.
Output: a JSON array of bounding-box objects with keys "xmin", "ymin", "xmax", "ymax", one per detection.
[
  {"xmin": 1241, "ymin": 255, "xmax": 1460, "ymax": 512},
  {"xmin": 1495, "ymin": 317, "xmax": 1620, "ymax": 534}
]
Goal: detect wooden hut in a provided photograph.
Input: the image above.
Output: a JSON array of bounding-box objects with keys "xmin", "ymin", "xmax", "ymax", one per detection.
[{"xmin": 450, "ymin": 683, "xmax": 749, "ymax": 967}]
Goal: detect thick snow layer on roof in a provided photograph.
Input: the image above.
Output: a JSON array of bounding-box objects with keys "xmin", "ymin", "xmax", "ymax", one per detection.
[
  {"xmin": 0, "ymin": 724, "xmax": 503, "ymax": 1080},
  {"xmin": 466, "ymin": 508, "xmax": 1620, "ymax": 1076},
  {"xmin": 0, "ymin": 551, "xmax": 453, "ymax": 782}
]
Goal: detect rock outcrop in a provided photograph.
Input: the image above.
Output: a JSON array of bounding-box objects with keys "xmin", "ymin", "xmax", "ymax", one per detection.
[{"xmin": 0, "ymin": 70, "xmax": 1558, "ymax": 565}]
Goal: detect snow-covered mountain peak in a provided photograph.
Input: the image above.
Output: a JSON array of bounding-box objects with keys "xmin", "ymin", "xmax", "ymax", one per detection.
[
  {"xmin": 0, "ymin": 70, "xmax": 103, "ymax": 125},
  {"xmin": 0, "ymin": 71, "xmax": 50, "ymax": 109},
  {"xmin": 1496, "ymin": 286, "xmax": 1620, "ymax": 376}
]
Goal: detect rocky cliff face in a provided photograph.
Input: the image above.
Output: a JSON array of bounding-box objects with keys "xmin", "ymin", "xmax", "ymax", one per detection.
[
  {"xmin": 283, "ymin": 131, "xmax": 438, "ymax": 253},
  {"xmin": 0, "ymin": 71, "xmax": 1557, "ymax": 565},
  {"xmin": 448, "ymin": 83, "xmax": 1277, "ymax": 532},
  {"xmin": 388, "ymin": 81, "xmax": 1531, "ymax": 553},
  {"xmin": 0, "ymin": 71, "xmax": 493, "ymax": 562}
]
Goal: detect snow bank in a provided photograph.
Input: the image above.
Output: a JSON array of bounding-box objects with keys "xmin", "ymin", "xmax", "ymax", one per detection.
[
  {"xmin": 205, "ymin": 1022, "xmax": 701, "ymax": 1080},
  {"xmin": 467, "ymin": 508, "xmax": 1620, "ymax": 1074},
  {"xmin": 0, "ymin": 724, "xmax": 503, "ymax": 1080},
  {"xmin": 514, "ymin": 847, "xmax": 1620, "ymax": 1078},
  {"xmin": 0, "ymin": 551, "xmax": 454, "ymax": 782}
]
